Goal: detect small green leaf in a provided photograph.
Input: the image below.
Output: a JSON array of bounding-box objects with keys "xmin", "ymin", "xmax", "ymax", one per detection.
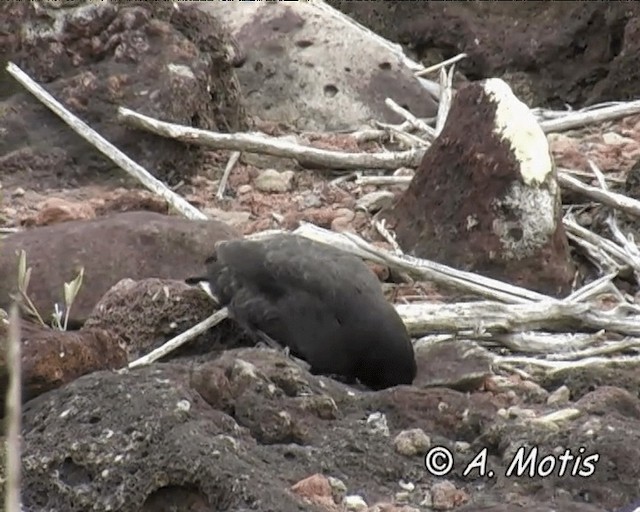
[
  {"xmin": 23, "ymin": 267, "xmax": 32, "ymax": 293},
  {"xmin": 17, "ymin": 250, "xmax": 26, "ymax": 287},
  {"xmin": 64, "ymin": 267, "xmax": 84, "ymax": 309}
]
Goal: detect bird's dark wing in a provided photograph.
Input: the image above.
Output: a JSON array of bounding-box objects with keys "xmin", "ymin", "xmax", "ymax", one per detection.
[{"xmin": 258, "ymin": 235, "xmax": 384, "ymax": 303}]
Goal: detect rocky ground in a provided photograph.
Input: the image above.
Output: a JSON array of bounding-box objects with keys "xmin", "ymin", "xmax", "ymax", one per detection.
[{"xmin": 1, "ymin": 2, "xmax": 640, "ymax": 512}]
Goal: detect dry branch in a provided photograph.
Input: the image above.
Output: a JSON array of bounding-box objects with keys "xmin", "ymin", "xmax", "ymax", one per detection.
[
  {"xmin": 396, "ymin": 301, "xmax": 590, "ymax": 337},
  {"xmin": 539, "ymin": 99, "xmax": 640, "ymax": 133},
  {"xmin": 491, "ymin": 331, "xmax": 608, "ymax": 354},
  {"xmin": 128, "ymin": 308, "xmax": 228, "ymax": 368},
  {"xmin": 293, "ymin": 222, "xmax": 551, "ymax": 303},
  {"xmin": 5, "ymin": 304, "xmax": 22, "ymax": 512},
  {"xmin": 384, "ymin": 98, "xmax": 435, "ymax": 141},
  {"xmin": 558, "ymin": 172, "xmax": 640, "ymax": 218},
  {"xmin": 6, "ymin": 62, "xmax": 206, "ymax": 221},
  {"xmin": 415, "ymin": 52, "xmax": 468, "ymax": 77},
  {"xmin": 118, "ymin": 107, "xmax": 424, "ymax": 170},
  {"xmin": 217, "ymin": 150, "xmax": 241, "ymax": 200}
]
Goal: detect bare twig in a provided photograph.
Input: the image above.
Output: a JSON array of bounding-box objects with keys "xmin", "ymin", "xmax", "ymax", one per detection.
[
  {"xmin": 435, "ymin": 64, "xmax": 455, "ymax": 136},
  {"xmin": 396, "ymin": 300, "xmax": 590, "ymax": 337},
  {"xmin": 6, "ymin": 62, "xmax": 206, "ymax": 220},
  {"xmin": 415, "ymin": 52, "xmax": 468, "ymax": 77},
  {"xmin": 491, "ymin": 331, "xmax": 608, "ymax": 355},
  {"xmin": 216, "ymin": 151, "xmax": 241, "ymax": 200},
  {"xmin": 564, "ymin": 216, "xmax": 640, "ymax": 275},
  {"xmin": 539, "ymin": 99, "xmax": 640, "ymax": 133},
  {"xmin": 558, "ymin": 172, "xmax": 640, "ymax": 218},
  {"xmin": 384, "ymin": 98, "xmax": 436, "ymax": 141},
  {"xmin": 128, "ymin": 308, "xmax": 229, "ymax": 368},
  {"xmin": 293, "ymin": 222, "xmax": 551, "ymax": 303},
  {"xmin": 118, "ymin": 107, "xmax": 424, "ymax": 171},
  {"xmin": 5, "ymin": 303, "xmax": 22, "ymax": 512}
]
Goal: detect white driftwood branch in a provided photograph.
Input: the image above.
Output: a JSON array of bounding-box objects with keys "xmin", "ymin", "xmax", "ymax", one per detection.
[
  {"xmin": 5, "ymin": 304, "xmax": 22, "ymax": 512},
  {"xmin": 384, "ymin": 98, "xmax": 435, "ymax": 141},
  {"xmin": 293, "ymin": 222, "xmax": 550, "ymax": 304},
  {"xmin": 217, "ymin": 150, "xmax": 241, "ymax": 200},
  {"xmin": 118, "ymin": 107, "xmax": 424, "ymax": 170},
  {"xmin": 415, "ymin": 53, "xmax": 468, "ymax": 77},
  {"xmin": 495, "ymin": 354, "xmax": 640, "ymax": 372},
  {"xmin": 396, "ymin": 301, "xmax": 590, "ymax": 337},
  {"xmin": 5, "ymin": 62, "xmax": 206, "ymax": 221},
  {"xmin": 490, "ymin": 331, "xmax": 608, "ymax": 354},
  {"xmin": 558, "ymin": 172, "xmax": 640, "ymax": 218},
  {"xmin": 397, "ymin": 300, "xmax": 640, "ymax": 339},
  {"xmin": 539, "ymin": 99, "xmax": 640, "ymax": 133},
  {"xmin": 435, "ymin": 64, "xmax": 455, "ymax": 136},
  {"xmin": 128, "ymin": 308, "xmax": 228, "ymax": 368}
]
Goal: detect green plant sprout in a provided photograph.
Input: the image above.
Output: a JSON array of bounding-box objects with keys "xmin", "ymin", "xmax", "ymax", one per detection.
[
  {"xmin": 13, "ymin": 249, "xmax": 84, "ymax": 331},
  {"xmin": 52, "ymin": 266, "xmax": 84, "ymax": 331}
]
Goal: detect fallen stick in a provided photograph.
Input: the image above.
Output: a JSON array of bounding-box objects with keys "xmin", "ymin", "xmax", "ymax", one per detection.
[
  {"xmin": 292, "ymin": 222, "xmax": 551, "ymax": 303},
  {"xmin": 216, "ymin": 150, "xmax": 241, "ymax": 200},
  {"xmin": 128, "ymin": 308, "xmax": 229, "ymax": 368},
  {"xmin": 558, "ymin": 172, "xmax": 640, "ymax": 218},
  {"xmin": 490, "ymin": 331, "xmax": 607, "ymax": 355},
  {"xmin": 5, "ymin": 304, "xmax": 22, "ymax": 512},
  {"xmin": 5, "ymin": 61, "xmax": 207, "ymax": 221},
  {"xmin": 539, "ymin": 99, "xmax": 640, "ymax": 133},
  {"xmin": 118, "ymin": 107, "xmax": 424, "ymax": 170},
  {"xmin": 415, "ymin": 52, "xmax": 468, "ymax": 77},
  {"xmin": 398, "ymin": 299, "xmax": 640, "ymax": 339},
  {"xmin": 396, "ymin": 300, "xmax": 590, "ymax": 337}
]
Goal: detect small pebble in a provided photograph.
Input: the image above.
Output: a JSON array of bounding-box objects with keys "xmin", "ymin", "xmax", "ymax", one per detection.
[
  {"xmin": 547, "ymin": 385, "xmax": 571, "ymax": 406},
  {"xmin": 344, "ymin": 494, "xmax": 368, "ymax": 511},
  {"xmin": 254, "ymin": 168, "xmax": 295, "ymax": 193},
  {"xmin": 366, "ymin": 412, "xmax": 390, "ymax": 437},
  {"xmin": 454, "ymin": 441, "xmax": 471, "ymax": 453},
  {"xmin": 393, "ymin": 428, "xmax": 431, "ymax": 456}
]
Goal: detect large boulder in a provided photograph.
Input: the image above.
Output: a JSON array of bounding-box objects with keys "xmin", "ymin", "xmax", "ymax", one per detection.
[
  {"xmin": 14, "ymin": 346, "xmax": 637, "ymax": 511},
  {"xmin": 193, "ymin": 1, "xmax": 438, "ymax": 131},
  {"xmin": 382, "ymin": 79, "xmax": 574, "ymax": 296},
  {"xmin": 0, "ymin": 319, "xmax": 126, "ymax": 413},
  {"xmin": 0, "ymin": 0, "xmax": 247, "ymax": 188},
  {"xmin": 327, "ymin": 1, "xmax": 640, "ymax": 107},
  {"xmin": 0, "ymin": 211, "xmax": 239, "ymax": 325},
  {"xmin": 83, "ymin": 278, "xmax": 251, "ymax": 360}
]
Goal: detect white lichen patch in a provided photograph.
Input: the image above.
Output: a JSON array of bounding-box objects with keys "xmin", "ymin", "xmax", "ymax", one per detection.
[
  {"xmin": 483, "ymin": 78, "xmax": 552, "ymax": 186},
  {"xmin": 492, "ymin": 180, "xmax": 558, "ymax": 259}
]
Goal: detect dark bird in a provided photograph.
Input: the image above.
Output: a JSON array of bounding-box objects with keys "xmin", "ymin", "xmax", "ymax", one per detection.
[{"xmin": 186, "ymin": 233, "xmax": 417, "ymax": 390}]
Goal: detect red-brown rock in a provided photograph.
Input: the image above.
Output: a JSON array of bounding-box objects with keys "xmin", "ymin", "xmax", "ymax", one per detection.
[
  {"xmin": 0, "ymin": 0, "xmax": 246, "ymax": 189},
  {"xmin": 0, "ymin": 319, "xmax": 126, "ymax": 410},
  {"xmin": 0, "ymin": 211, "xmax": 240, "ymax": 325},
  {"xmin": 383, "ymin": 79, "xmax": 574, "ymax": 296}
]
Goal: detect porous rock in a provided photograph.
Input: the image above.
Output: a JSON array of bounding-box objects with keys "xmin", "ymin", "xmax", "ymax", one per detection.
[
  {"xmin": 0, "ymin": 0, "xmax": 246, "ymax": 188},
  {"xmin": 28, "ymin": 197, "xmax": 97, "ymax": 227},
  {"xmin": 383, "ymin": 78, "xmax": 574, "ymax": 296},
  {"xmin": 413, "ymin": 339, "xmax": 492, "ymax": 391},
  {"xmin": 18, "ymin": 363, "xmax": 299, "ymax": 512},
  {"xmin": 12, "ymin": 344, "xmax": 638, "ymax": 511},
  {"xmin": 0, "ymin": 211, "xmax": 240, "ymax": 325},
  {"xmin": 0, "ymin": 319, "xmax": 126, "ymax": 412},
  {"xmin": 479, "ymin": 390, "xmax": 640, "ymax": 511},
  {"xmin": 194, "ymin": 2, "xmax": 437, "ymax": 131},
  {"xmin": 328, "ymin": 1, "xmax": 640, "ymax": 108},
  {"xmin": 83, "ymin": 277, "xmax": 251, "ymax": 360}
]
